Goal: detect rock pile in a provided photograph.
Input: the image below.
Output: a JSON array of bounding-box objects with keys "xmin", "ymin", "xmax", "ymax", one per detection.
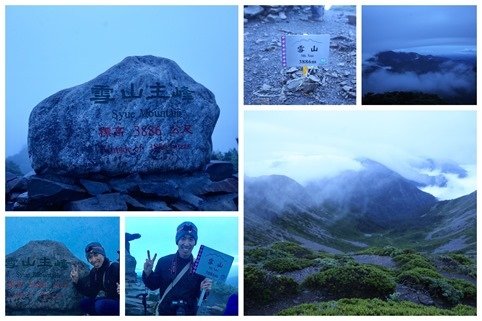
[
  {"xmin": 8, "ymin": 55, "xmax": 238, "ymax": 211},
  {"xmin": 6, "ymin": 161, "xmax": 237, "ymax": 211},
  {"xmin": 244, "ymin": 6, "xmax": 356, "ymax": 105},
  {"xmin": 244, "ymin": 6, "xmax": 307, "ymax": 23},
  {"xmin": 5, "ymin": 240, "xmax": 90, "ymax": 315}
]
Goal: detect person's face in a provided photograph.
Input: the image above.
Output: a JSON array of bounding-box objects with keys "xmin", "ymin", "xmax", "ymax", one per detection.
[
  {"xmin": 177, "ymin": 235, "xmax": 196, "ymax": 259},
  {"xmin": 88, "ymin": 252, "xmax": 105, "ymax": 269}
]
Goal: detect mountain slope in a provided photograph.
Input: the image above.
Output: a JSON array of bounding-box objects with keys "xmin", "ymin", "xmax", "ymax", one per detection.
[
  {"xmin": 244, "ymin": 175, "xmax": 359, "ymax": 253},
  {"xmin": 306, "ymin": 159, "xmax": 437, "ymax": 231},
  {"xmin": 244, "ymin": 160, "xmax": 475, "ymax": 255},
  {"xmin": 421, "ymin": 191, "xmax": 476, "ymax": 254}
]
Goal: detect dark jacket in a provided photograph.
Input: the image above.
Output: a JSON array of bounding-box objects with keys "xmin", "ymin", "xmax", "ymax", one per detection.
[
  {"xmin": 74, "ymin": 258, "xmax": 120, "ymax": 300},
  {"xmin": 142, "ymin": 252, "xmax": 204, "ymax": 315}
]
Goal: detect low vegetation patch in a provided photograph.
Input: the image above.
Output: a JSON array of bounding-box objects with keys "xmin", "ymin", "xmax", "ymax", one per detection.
[
  {"xmin": 278, "ymin": 298, "xmax": 476, "ymax": 316},
  {"xmin": 263, "ymin": 257, "xmax": 314, "ymax": 273},
  {"xmin": 244, "ymin": 265, "xmax": 298, "ymax": 307},
  {"xmin": 397, "ymin": 267, "xmax": 476, "ymax": 307},
  {"xmin": 303, "ymin": 265, "xmax": 396, "ymax": 299},
  {"xmin": 271, "ymin": 241, "xmax": 319, "ymax": 259}
]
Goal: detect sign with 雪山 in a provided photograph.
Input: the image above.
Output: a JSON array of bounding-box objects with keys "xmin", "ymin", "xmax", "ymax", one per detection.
[
  {"xmin": 193, "ymin": 245, "xmax": 234, "ymax": 283},
  {"xmin": 282, "ymin": 34, "xmax": 330, "ymax": 67}
]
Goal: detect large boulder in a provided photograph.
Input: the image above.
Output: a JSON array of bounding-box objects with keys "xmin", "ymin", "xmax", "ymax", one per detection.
[
  {"xmin": 5, "ymin": 240, "xmax": 90, "ymax": 315},
  {"xmin": 28, "ymin": 55, "xmax": 220, "ymax": 176}
]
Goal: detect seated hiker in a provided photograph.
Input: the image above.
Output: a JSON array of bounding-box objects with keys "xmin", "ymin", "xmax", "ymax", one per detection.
[
  {"xmin": 142, "ymin": 221, "xmax": 212, "ymax": 315},
  {"xmin": 70, "ymin": 242, "xmax": 120, "ymax": 315}
]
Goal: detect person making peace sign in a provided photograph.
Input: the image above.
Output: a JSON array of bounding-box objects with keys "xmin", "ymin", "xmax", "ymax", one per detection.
[{"xmin": 142, "ymin": 222, "xmax": 212, "ymax": 315}]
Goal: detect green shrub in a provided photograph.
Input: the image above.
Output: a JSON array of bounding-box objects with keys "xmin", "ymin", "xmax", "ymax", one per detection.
[
  {"xmin": 448, "ymin": 279, "xmax": 476, "ymax": 305},
  {"xmin": 271, "ymin": 242, "xmax": 317, "ymax": 259},
  {"xmin": 428, "ymin": 278, "xmax": 464, "ymax": 306},
  {"xmin": 397, "ymin": 268, "xmax": 474, "ymax": 307},
  {"xmin": 439, "ymin": 254, "xmax": 476, "ymax": 278},
  {"xmin": 394, "ymin": 253, "xmax": 435, "ymax": 272},
  {"xmin": 245, "ymin": 247, "xmax": 284, "ymax": 264},
  {"xmin": 277, "ymin": 298, "xmax": 476, "ymax": 316},
  {"xmin": 359, "ymin": 246, "xmax": 403, "ymax": 257},
  {"xmin": 397, "ymin": 267, "xmax": 442, "ymax": 285},
  {"xmin": 314, "ymin": 257, "xmax": 340, "ymax": 271},
  {"xmin": 303, "ymin": 265, "xmax": 396, "ymax": 299},
  {"xmin": 244, "ymin": 265, "xmax": 298, "ymax": 307},
  {"xmin": 263, "ymin": 257, "xmax": 314, "ymax": 273},
  {"xmin": 448, "ymin": 253, "xmax": 472, "ymax": 266}
]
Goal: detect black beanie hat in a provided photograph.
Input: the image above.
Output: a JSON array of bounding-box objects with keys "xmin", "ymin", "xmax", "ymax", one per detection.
[
  {"xmin": 85, "ymin": 242, "xmax": 106, "ymax": 260},
  {"xmin": 175, "ymin": 221, "xmax": 198, "ymax": 245}
]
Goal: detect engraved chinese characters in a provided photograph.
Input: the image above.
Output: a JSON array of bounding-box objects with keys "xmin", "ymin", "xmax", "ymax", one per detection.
[
  {"xmin": 28, "ymin": 56, "xmax": 220, "ymax": 176},
  {"xmin": 5, "ymin": 240, "xmax": 90, "ymax": 313}
]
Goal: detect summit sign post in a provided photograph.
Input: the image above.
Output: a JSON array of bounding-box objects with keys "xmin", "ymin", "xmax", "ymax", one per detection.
[{"xmin": 282, "ymin": 34, "xmax": 330, "ymax": 68}]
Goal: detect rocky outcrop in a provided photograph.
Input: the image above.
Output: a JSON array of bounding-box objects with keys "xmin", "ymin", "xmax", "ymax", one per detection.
[
  {"xmin": 5, "ymin": 240, "xmax": 90, "ymax": 315},
  {"xmin": 6, "ymin": 161, "xmax": 238, "ymax": 211},
  {"xmin": 28, "ymin": 55, "xmax": 220, "ymax": 176}
]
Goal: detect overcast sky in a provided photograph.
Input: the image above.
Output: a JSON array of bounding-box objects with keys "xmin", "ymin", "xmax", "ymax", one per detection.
[
  {"xmin": 245, "ymin": 111, "xmax": 476, "ymax": 200},
  {"xmin": 5, "ymin": 5, "xmax": 238, "ymax": 157},
  {"xmin": 362, "ymin": 6, "xmax": 476, "ymax": 59},
  {"xmin": 6, "ymin": 217, "xmax": 120, "ymax": 265},
  {"xmin": 125, "ymin": 216, "xmax": 238, "ymax": 285}
]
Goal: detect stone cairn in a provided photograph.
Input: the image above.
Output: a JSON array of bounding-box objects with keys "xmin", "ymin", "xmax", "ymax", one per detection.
[{"xmin": 6, "ymin": 56, "xmax": 237, "ymax": 211}]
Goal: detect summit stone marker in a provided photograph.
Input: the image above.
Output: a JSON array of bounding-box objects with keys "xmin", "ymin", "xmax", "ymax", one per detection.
[{"xmin": 28, "ymin": 56, "xmax": 220, "ymax": 176}]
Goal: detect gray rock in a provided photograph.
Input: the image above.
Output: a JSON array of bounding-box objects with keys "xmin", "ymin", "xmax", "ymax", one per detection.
[
  {"xmin": 202, "ymin": 178, "xmax": 238, "ymax": 195},
  {"xmin": 286, "ymin": 67, "xmax": 299, "ymax": 74},
  {"xmin": 285, "ymin": 78, "xmax": 304, "ymax": 91},
  {"xmin": 6, "ymin": 171, "xmax": 17, "ymax": 182},
  {"xmin": 347, "ymin": 15, "xmax": 356, "ymax": 26},
  {"xmin": 6, "ymin": 176, "xmax": 27, "ymax": 194},
  {"xmin": 109, "ymin": 174, "xmax": 141, "ymax": 193},
  {"xmin": 171, "ymin": 201, "xmax": 197, "ymax": 211},
  {"xmin": 138, "ymin": 180, "xmax": 180, "ymax": 199},
  {"xmin": 179, "ymin": 192, "xmax": 204, "ymax": 209},
  {"xmin": 5, "ymin": 240, "xmax": 90, "ymax": 314},
  {"xmin": 79, "ymin": 179, "xmax": 111, "ymax": 195},
  {"xmin": 12, "ymin": 201, "xmax": 30, "ymax": 211},
  {"xmin": 244, "ymin": 5, "xmax": 264, "ymax": 18},
  {"xmin": 300, "ymin": 80, "xmax": 318, "ymax": 93},
  {"xmin": 66, "ymin": 193, "xmax": 128, "ymax": 211},
  {"xmin": 261, "ymin": 84, "xmax": 272, "ymax": 91},
  {"xmin": 124, "ymin": 195, "xmax": 152, "ymax": 211},
  {"xmin": 125, "ymin": 254, "xmax": 137, "ymax": 283},
  {"xmin": 28, "ymin": 176, "xmax": 87, "ymax": 205},
  {"xmin": 140, "ymin": 199, "xmax": 172, "ymax": 211},
  {"xmin": 308, "ymin": 75, "xmax": 321, "ymax": 83},
  {"xmin": 28, "ymin": 55, "xmax": 219, "ymax": 176},
  {"xmin": 266, "ymin": 14, "xmax": 278, "ymax": 22},
  {"xmin": 201, "ymin": 194, "xmax": 238, "ymax": 211},
  {"xmin": 342, "ymin": 85, "xmax": 353, "ymax": 92},
  {"xmin": 175, "ymin": 173, "xmax": 213, "ymax": 195},
  {"xmin": 395, "ymin": 284, "xmax": 434, "ymax": 306},
  {"xmin": 16, "ymin": 192, "xmax": 30, "ymax": 205},
  {"xmin": 205, "ymin": 161, "xmax": 234, "ymax": 182},
  {"xmin": 279, "ymin": 12, "xmax": 287, "ymax": 20}
]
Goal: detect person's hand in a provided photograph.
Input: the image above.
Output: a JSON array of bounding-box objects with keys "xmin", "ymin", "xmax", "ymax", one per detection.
[
  {"xmin": 117, "ymin": 282, "xmax": 120, "ymax": 295},
  {"xmin": 143, "ymin": 250, "xmax": 157, "ymax": 276},
  {"xmin": 70, "ymin": 264, "xmax": 79, "ymax": 283},
  {"xmin": 200, "ymin": 278, "xmax": 213, "ymax": 291}
]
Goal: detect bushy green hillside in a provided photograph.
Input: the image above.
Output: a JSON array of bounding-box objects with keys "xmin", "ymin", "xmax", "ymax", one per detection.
[{"xmin": 245, "ymin": 242, "xmax": 476, "ymax": 315}]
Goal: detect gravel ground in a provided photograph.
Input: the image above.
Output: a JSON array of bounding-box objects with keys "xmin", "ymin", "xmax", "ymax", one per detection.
[{"xmin": 244, "ymin": 5, "xmax": 356, "ymax": 105}]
